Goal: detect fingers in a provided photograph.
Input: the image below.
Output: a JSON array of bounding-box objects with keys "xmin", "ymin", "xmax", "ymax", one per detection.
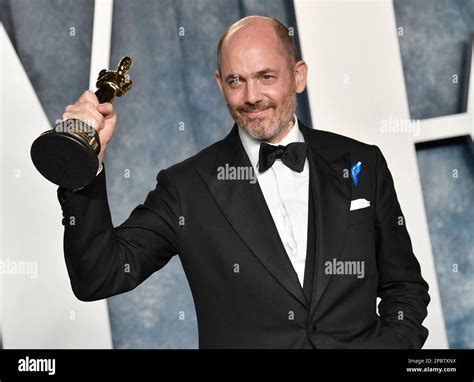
[
  {"xmin": 62, "ymin": 101, "xmax": 105, "ymax": 132},
  {"xmin": 78, "ymin": 89, "xmax": 99, "ymax": 106},
  {"xmin": 62, "ymin": 91, "xmax": 117, "ymax": 133}
]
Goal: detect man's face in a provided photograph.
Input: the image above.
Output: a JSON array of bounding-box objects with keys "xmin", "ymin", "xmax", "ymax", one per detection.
[{"xmin": 216, "ymin": 24, "xmax": 306, "ymax": 142}]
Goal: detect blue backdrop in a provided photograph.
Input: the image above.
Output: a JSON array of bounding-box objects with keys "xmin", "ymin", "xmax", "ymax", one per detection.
[{"xmin": 394, "ymin": 0, "xmax": 474, "ymax": 349}]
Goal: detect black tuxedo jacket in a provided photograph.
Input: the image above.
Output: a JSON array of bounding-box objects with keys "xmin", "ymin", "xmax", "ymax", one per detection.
[{"xmin": 57, "ymin": 121, "xmax": 430, "ymax": 349}]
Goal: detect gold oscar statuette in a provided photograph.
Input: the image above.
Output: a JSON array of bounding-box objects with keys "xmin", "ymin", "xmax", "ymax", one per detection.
[{"xmin": 31, "ymin": 56, "xmax": 133, "ymax": 189}]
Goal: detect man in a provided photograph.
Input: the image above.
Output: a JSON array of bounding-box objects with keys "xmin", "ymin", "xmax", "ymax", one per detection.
[{"xmin": 58, "ymin": 16, "xmax": 430, "ymax": 349}]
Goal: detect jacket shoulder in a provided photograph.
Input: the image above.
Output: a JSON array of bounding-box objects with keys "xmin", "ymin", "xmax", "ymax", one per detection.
[{"xmin": 302, "ymin": 127, "xmax": 382, "ymax": 171}]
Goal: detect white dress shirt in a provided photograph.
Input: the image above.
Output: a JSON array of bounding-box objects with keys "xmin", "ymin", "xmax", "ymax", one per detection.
[{"xmin": 238, "ymin": 116, "xmax": 309, "ymax": 287}]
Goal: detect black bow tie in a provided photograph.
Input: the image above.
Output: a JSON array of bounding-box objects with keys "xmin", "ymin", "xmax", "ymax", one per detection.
[{"xmin": 258, "ymin": 142, "xmax": 307, "ymax": 173}]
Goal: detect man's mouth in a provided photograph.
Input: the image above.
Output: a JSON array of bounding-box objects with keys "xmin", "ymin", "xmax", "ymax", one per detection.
[{"xmin": 242, "ymin": 108, "xmax": 271, "ymax": 119}]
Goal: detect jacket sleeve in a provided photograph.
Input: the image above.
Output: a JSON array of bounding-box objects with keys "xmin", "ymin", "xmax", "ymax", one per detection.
[
  {"xmin": 57, "ymin": 164, "xmax": 180, "ymax": 301},
  {"xmin": 371, "ymin": 145, "xmax": 430, "ymax": 348}
]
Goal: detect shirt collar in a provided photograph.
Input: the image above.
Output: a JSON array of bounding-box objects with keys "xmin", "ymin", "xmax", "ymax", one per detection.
[{"xmin": 238, "ymin": 115, "xmax": 304, "ymax": 169}]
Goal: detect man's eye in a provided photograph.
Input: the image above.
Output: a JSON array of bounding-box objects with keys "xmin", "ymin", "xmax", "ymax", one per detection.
[
  {"xmin": 229, "ymin": 75, "xmax": 241, "ymax": 85},
  {"xmin": 262, "ymin": 75, "xmax": 275, "ymax": 81}
]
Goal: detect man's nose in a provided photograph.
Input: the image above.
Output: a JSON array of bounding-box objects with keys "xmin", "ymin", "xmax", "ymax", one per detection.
[{"xmin": 244, "ymin": 81, "xmax": 263, "ymax": 105}]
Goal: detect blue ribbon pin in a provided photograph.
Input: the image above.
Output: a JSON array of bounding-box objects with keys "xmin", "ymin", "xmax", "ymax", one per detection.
[{"xmin": 351, "ymin": 161, "xmax": 362, "ymax": 186}]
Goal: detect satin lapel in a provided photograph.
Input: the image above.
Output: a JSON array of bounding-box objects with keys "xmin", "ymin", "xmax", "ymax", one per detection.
[
  {"xmin": 300, "ymin": 124, "xmax": 352, "ymax": 313},
  {"xmin": 197, "ymin": 125, "xmax": 308, "ymax": 309}
]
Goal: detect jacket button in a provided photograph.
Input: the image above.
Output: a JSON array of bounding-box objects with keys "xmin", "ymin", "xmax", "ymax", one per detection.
[{"xmin": 308, "ymin": 323, "xmax": 317, "ymax": 334}]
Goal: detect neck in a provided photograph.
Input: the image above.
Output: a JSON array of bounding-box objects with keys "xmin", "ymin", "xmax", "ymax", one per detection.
[{"xmin": 267, "ymin": 117, "xmax": 295, "ymax": 144}]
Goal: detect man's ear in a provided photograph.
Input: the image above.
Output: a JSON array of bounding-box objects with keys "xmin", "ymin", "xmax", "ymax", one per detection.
[
  {"xmin": 215, "ymin": 70, "xmax": 225, "ymax": 97},
  {"xmin": 294, "ymin": 60, "xmax": 308, "ymax": 94}
]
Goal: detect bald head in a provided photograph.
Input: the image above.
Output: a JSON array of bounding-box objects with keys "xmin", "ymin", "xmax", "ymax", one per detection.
[{"xmin": 217, "ymin": 16, "xmax": 297, "ymax": 73}]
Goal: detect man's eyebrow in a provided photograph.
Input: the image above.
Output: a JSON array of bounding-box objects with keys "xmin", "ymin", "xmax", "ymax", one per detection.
[{"xmin": 254, "ymin": 68, "xmax": 278, "ymax": 76}]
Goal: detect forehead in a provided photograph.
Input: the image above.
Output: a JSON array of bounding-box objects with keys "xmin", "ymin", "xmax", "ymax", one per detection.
[{"xmin": 221, "ymin": 24, "xmax": 286, "ymax": 74}]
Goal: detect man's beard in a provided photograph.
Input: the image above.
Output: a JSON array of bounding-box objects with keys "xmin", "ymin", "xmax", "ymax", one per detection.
[{"xmin": 227, "ymin": 91, "xmax": 297, "ymax": 142}]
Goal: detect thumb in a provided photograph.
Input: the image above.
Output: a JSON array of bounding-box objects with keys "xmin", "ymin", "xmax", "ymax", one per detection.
[{"xmin": 97, "ymin": 102, "xmax": 114, "ymax": 116}]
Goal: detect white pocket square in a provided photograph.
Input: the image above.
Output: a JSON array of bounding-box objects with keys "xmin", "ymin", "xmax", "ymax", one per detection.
[{"xmin": 350, "ymin": 198, "xmax": 371, "ymax": 211}]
